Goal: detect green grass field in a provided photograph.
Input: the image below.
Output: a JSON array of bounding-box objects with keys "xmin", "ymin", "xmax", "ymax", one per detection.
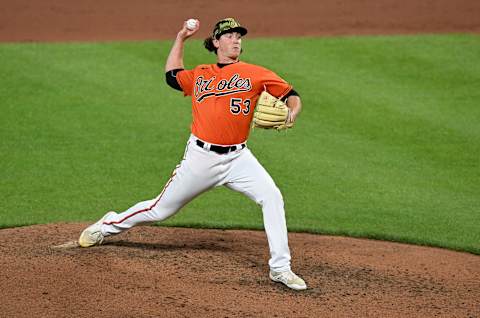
[{"xmin": 1, "ymin": 34, "xmax": 479, "ymax": 254}]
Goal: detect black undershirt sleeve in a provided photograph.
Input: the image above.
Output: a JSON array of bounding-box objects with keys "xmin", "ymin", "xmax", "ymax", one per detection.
[
  {"xmin": 165, "ymin": 68, "xmax": 184, "ymax": 91},
  {"xmin": 281, "ymin": 89, "xmax": 300, "ymax": 102}
]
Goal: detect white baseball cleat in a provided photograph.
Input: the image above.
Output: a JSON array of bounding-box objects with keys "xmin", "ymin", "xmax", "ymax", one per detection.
[
  {"xmin": 269, "ymin": 270, "xmax": 307, "ymax": 290},
  {"xmin": 78, "ymin": 211, "xmax": 116, "ymax": 248}
]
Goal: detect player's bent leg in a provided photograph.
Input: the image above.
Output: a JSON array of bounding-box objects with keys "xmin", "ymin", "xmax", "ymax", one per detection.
[
  {"xmin": 100, "ymin": 167, "xmax": 216, "ymax": 237},
  {"xmin": 223, "ymin": 148, "xmax": 306, "ymax": 290},
  {"xmin": 224, "ymin": 148, "xmax": 291, "ymax": 271},
  {"xmin": 78, "ymin": 179, "xmax": 191, "ymax": 247},
  {"xmin": 79, "ymin": 139, "xmax": 218, "ymax": 246}
]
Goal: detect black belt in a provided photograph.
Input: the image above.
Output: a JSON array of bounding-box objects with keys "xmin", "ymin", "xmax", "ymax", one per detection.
[{"xmin": 196, "ymin": 139, "xmax": 245, "ymax": 154}]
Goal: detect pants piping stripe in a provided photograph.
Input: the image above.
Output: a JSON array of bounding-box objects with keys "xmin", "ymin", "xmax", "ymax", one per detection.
[
  {"xmin": 103, "ymin": 142, "xmax": 190, "ymax": 226},
  {"xmin": 103, "ymin": 173, "xmax": 176, "ymax": 226}
]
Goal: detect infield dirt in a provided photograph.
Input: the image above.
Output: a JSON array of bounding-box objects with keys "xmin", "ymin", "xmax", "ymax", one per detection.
[{"xmin": 1, "ymin": 0, "xmax": 479, "ymax": 317}]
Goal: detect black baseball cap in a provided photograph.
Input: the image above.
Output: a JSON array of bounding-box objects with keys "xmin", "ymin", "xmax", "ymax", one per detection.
[{"xmin": 212, "ymin": 18, "xmax": 248, "ymax": 39}]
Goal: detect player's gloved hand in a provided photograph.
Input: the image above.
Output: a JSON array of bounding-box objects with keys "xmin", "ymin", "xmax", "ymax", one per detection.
[{"xmin": 253, "ymin": 90, "xmax": 294, "ymax": 130}]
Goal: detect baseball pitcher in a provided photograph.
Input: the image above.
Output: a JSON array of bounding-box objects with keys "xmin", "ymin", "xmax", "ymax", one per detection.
[{"xmin": 79, "ymin": 18, "xmax": 306, "ymax": 290}]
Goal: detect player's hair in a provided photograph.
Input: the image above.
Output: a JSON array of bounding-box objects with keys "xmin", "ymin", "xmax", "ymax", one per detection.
[{"xmin": 204, "ymin": 37, "xmax": 217, "ymax": 54}]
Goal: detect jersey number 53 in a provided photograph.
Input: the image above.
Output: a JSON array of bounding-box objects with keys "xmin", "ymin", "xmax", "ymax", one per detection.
[{"xmin": 230, "ymin": 98, "xmax": 251, "ymax": 116}]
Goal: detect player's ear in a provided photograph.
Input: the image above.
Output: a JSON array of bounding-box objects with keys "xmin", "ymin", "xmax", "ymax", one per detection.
[{"xmin": 213, "ymin": 38, "xmax": 220, "ymax": 49}]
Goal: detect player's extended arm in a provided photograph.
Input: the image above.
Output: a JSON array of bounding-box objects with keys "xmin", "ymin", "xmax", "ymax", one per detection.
[
  {"xmin": 286, "ymin": 95, "xmax": 302, "ymax": 123},
  {"xmin": 165, "ymin": 20, "xmax": 200, "ymax": 72}
]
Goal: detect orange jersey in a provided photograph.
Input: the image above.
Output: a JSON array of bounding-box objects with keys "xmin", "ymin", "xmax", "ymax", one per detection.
[{"xmin": 176, "ymin": 61, "xmax": 292, "ymax": 145}]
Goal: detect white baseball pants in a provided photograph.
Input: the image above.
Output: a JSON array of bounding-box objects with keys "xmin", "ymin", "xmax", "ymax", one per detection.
[{"xmin": 100, "ymin": 135, "xmax": 291, "ymax": 272}]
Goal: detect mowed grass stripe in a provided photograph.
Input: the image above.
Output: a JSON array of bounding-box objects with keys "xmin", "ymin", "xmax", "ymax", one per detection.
[{"xmin": 0, "ymin": 35, "xmax": 479, "ymax": 254}]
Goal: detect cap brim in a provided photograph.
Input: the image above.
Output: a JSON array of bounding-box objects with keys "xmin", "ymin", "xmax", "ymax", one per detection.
[
  {"xmin": 217, "ymin": 26, "xmax": 248, "ymax": 38},
  {"xmin": 234, "ymin": 26, "xmax": 248, "ymax": 36}
]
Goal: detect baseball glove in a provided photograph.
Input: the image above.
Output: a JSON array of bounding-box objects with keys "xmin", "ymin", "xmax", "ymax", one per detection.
[{"xmin": 253, "ymin": 90, "xmax": 293, "ymax": 130}]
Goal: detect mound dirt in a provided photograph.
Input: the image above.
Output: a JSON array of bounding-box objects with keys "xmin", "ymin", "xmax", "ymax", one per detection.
[{"xmin": 0, "ymin": 224, "xmax": 479, "ymax": 317}]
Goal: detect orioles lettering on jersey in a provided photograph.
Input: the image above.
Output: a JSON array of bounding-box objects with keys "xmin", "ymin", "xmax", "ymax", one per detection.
[{"xmin": 194, "ymin": 74, "xmax": 252, "ymax": 102}]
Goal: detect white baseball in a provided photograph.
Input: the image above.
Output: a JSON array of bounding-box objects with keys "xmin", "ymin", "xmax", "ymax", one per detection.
[{"xmin": 186, "ymin": 19, "xmax": 197, "ymax": 30}]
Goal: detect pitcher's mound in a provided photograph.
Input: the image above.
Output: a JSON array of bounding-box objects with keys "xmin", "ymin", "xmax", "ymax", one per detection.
[{"xmin": 0, "ymin": 224, "xmax": 478, "ymax": 317}]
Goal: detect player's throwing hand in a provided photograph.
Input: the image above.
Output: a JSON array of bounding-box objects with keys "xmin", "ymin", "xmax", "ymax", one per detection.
[{"xmin": 179, "ymin": 18, "xmax": 200, "ymax": 39}]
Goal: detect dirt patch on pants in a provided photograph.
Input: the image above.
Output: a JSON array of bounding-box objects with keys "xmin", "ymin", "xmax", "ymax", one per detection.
[{"xmin": 0, "ymin": 224, "xmax": 479, "ymax": 317}]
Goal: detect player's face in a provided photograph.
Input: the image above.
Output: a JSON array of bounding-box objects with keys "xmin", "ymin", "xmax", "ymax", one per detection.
[{"xmin": 215, "ymin": 32, "xmax": 242, "ymax": 62}]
